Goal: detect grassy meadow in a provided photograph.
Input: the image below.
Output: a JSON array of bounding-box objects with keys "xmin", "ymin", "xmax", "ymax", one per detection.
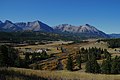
[
  {"xmin": 1, "ymin": 67, "xmax": 120, "ymax": 80},
  {"xmin": 1, "ymin": 40, "xmax": 120, "ymax": 80}
]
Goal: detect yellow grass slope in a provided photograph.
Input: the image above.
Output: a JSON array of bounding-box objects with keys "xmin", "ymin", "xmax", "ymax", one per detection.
[{"xmin": 6, "ymin": 67, "xmax": 120, "ymax": 80}]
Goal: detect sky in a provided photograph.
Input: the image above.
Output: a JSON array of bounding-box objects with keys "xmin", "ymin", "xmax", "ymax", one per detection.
[{"xmin": 0, "ymin": 0, "xmax": 120, "ymax": 34}]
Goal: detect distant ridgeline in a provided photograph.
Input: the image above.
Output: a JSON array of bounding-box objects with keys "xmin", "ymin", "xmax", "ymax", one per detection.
[{"xmin": 0, "ymin": 20, "xmax": 111, "ymax": 39}]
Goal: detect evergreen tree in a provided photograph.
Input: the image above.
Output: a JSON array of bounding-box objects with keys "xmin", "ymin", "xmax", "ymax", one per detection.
[
  {"xmin": 111, "ymin": 56, "xmax": 120, "ymax": 74},
  {"xmin": 0, "ymin": 45, "xmax": 20, "ymax": 67},
  {"xmin": 116, "ymin": 61, "xmax": 120, "ymax": 74},
  {"xmin": 80, "ymin": 48, "xmax": 84, "ymax": 55},
  {"xmin": 24, "ymin": 52, "xmax": 30, "ymax": 68},
  {"xmin": 0, "ymin": 45, "xmax": 9, "ymax": 67},
  {"xmin": 66, "ymin": 55, "xmax": 73, "ymax": 71},
  {"xmin": 101, "ymin": 55, "xmax": 111, "ymax": 74},
  {"xmin": 111, "ymin": 60, "xmax": 118, "ymax": 74},
  {"xmin": 24, "ymin": 52, "xmax": 30, "ymax": 62},
  {"xmin": 76, "ymin": 53, "xmax": 82, "ymax": 69},
  {"xmin": 61, "ymin": 47, "xmax": 64, "ymax": 53},
  {"xmin": 8, "ymin": 47, "xmax": 19, "ymax": 67},
  {"xmin": 103, "ymin": 49, "xmax": 110, "ymax": 58},
  {"xmin": 94, "ymin": 60, "xmax": 101, "ymax": 73},
  {"xmin": 31, "ymin": 52, "xmax": 36, "ymax": 63},
  {"xmin": 85, "ymin": 60, "xmax": 92, "ymax": 73},
  {"xmin": 85, "ymin": 54, "xmax": 100, "ymax": 73},
  {"xmin": 14, "ymin": 57, "xmax": 22, "ymax": 67}
]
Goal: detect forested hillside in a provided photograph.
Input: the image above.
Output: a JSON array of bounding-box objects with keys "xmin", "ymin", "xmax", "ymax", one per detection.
[{"xmin": 0, "ymin": 31, "xmax": 83, "ymax": 43}]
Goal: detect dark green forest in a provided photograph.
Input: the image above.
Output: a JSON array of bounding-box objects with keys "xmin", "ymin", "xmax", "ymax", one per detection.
[
  {"xmin": 0, "ymin": 45, "xmax": 50, "ymax": 68},
  {"xmin": 66, "ymin": 47, "xmax": 120, "ymax": 74},
  {"xmin": 0, "ymin": 31, "xmax": 83, "ymax": 43},
  {"xmin": 0, "ymin": 31, "xmax": 107, "ymax": 44},
  {"xmin": 98, "ymin": 38, "xmax": 120, "ymax": 48}
]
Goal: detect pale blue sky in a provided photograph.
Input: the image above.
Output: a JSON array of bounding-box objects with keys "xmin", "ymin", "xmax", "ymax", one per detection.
[{"xmin": 0, "ymin": 0, "xmax": 120, "ymax": 33}]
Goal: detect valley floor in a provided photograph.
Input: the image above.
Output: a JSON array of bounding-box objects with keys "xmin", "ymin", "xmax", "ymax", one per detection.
[{"xmin": 1, "ymin": 40, "xmax": 120, "ymax": 80}]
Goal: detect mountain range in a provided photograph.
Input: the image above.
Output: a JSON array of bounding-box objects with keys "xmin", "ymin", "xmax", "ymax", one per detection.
[
  {"xmin": 0, "ymin": 20, "xmax": 119, "ymax": 38},
  {"xmin": 54, "ymin": 24, "xmax": 109, "ymax": 38},
  {"xmin": 109, "ymin": 34, "xmax": 120, "ymax": 38},
  {"xmin": 0, "ymin": 20, "xmax": 53, "ymax": 32}
]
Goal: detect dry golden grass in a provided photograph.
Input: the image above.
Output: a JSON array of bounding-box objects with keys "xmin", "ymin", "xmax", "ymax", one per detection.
[
  {"xmin": 15, "ymin": 41, "xmax": 73, "ymax": 57},
  {"xmin": 16, "ymin": 45, "xmax": 61, "ymax": 55},
  {"xmin": 28, "ymin": 40, "xmax": 120, "ymax": 71},
  {"xmin": 5, "ymin": 67, "xmax": 120, "ymax": 80},
  {"xmin": 12, "ymin": 40, "xmax": 120, "ymax": 80},
  {"xmin": 81, "ymin": 41, "xmax": 120, "ymax": 57},
  {"xmin": 82, "ymin": 41, "xmax": 108, "ymax": 49}
]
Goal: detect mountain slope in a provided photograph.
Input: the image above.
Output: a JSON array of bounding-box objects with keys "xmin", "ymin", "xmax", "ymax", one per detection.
[
  {"xmin": 54, "ymin": 24, "xmax": 109, "ymax": 38},
  {"xmin": 3, "ymin": 20, "xmax": 22, "ymax": 31},
  {"xmin": 15, "ymin": 20, "xmax": 53, "ymax": 32},
  {"xmin": 0, "ymin": 20, "xmax": 110, "ymax": 38},
  {"xmin": 0, "ymin": 20, "xmax": 53, "ymax": 32},
  {"xmin": 0, "ymin": 21, "xmax": 3, "ymax": 24}
]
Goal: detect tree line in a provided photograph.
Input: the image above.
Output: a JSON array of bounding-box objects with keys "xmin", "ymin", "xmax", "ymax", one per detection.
[
  {"xmin": 66, "ymin": 47, "xmax": 120, "ymax": 74},
  {"xmin": 0, "ymin": 31, "xmax": 83, "ymax": 43},
  {"xmin": 86, "ymin": 54, "xmax": 120, "ymax": 74},
  {"xmin": 66, "ymin": 47, "xmax": 109, "ymax": 71},
  {"xmin": 98, "ymin": 38, "xmax": 120, "ymax": 48},
  {"xmin": 1, "ymin": 44, "xmax": 120, "ymax": 74},
  {"xmin": 0, "ymin": 45, "xmax": 49, "ymax": 68}
]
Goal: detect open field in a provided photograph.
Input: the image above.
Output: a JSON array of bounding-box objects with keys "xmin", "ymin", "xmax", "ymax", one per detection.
[
  {"xmin": 82, "ymin": 41, "xmax": 108, "ymax": 49},
  {"xmin": 1, "ymin": 67, "xmax": 120, "ymax": 80},
  {"xmin": 15, "ymin": 41, "xmax": 73, "ymax": 59},
  {"xmin": 4, "ymin": 40, "xmax": 119, "ymax": 80},
  {"xmin": 82, "ymin": 41, "xmax": 120, "ymax": 57},
  {"xmin": 15, "ymin": 40, "xmax": 120, "ymax": 70},
  {"xmin": 15, "ymin": 41, "xmax": 73, "ymax": 54}
]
